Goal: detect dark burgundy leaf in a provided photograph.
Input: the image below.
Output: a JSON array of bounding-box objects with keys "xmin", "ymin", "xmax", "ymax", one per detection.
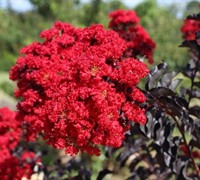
[
  {"xmin": 191, "ymin": 89, "xmax": 200, "ymax": 98},
  {"xmin": 146, "ymin": 62, "xmax": 168, "ymax": 90},
  {"xmin": 97, "ymin": 169, "xmax": 113, "ymax": 180},
  {"xmin": 156, "ymin": 97, "xmax": 183, "ymax": 117},
  {"xmin": 187, "ymin": 13, "xmax": 200, "ymax": 20},
  {"xmin": 189, "ymin": 139, "xmax": 200, "ymax": 149},
  {"xmin": 164, "ymin": 123, "xmax": 171, "ymax": 138},
  {"xmin": 183, "ymin": 59, "xmax": 200, "ymax": 78},
  {"xmin": 153, "ymin": 122, "xmax": 161, "ymax": 139},
  {"xmin": 179, "ymin": 40, "xmax": 199, "ymax": 50},
  {"xmin": 163, "ymin": 140, "xmax": 170, "ymax": 153},
  {"xmin": 175, "ymin": 160, "xmax": 191, "ymax": 180},
  {"xmin": 193, "ymin": 121, "xmax": 200, "ymax": 143},
  {"xmin": 174, "ymin": 97, "xmax": 188, "ymax": 109},
  {"xmin": 193, "ymin": 82, "xmax": 200, "ymax": 88},
  {"xmin": 150, "ymin": 87, "xmax": 177, "ymax": 97},
  {"xmin": 189, "ymin": 106, "xmax": 200, "ymax": 118},
  {"xmin": 160, "ymin": 71, "xmax": 181, "ymax": 90}
]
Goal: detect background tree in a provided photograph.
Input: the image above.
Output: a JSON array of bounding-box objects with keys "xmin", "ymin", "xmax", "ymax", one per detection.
[
  {"xmin": 134, "ymin": 0, "xmax": 189, "ymax": 70},
  {"xmin": 29, "ymin": 0, "xmax": 82, "ymax": 22},
  {"xmin": 81, "ymin": 0, "xmax": 127, "ymax": 26},
  {"xmin": 184, "ymin": 0, "xmax": 200, "ymax": 17}
]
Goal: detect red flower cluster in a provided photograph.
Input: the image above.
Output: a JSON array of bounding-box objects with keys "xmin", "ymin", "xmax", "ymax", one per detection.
[
  {"xmin": 180, "ymin": 145, "xmax": 200, "ymax": 159},
  {"xmin": 0, "ymin": 107, "xmax": 39, "ymax": 179},
  {"xmin": 181, "ymin": 19, "xmax": 200, "ymax": 40},
  {"xmin": 10, "ymin": 22, "xmax": 149, "ymax": 155},
  {"xmin": 0, "ymin": 107, "xmax": 20, "ymax": 163},
  {"xmin": 109, "ymin": 10, "xmax": 156, "ymax": 64},
  {"xmin": 0, "ymin": 151, "xmax": 40, "ymax": 180}
]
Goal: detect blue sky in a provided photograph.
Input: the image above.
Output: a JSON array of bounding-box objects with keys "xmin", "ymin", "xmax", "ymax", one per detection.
[
  {"xmin": 0, "ymin": 0, "xmax": 195, "ymax": 12},
  {"xmin": 0, "ymin": 0, "xmax": 34, "ymax": 12}
]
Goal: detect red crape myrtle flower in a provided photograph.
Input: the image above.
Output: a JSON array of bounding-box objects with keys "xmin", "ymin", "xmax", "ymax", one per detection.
[
  {"xmin": 180, "ymin": 145, "xmax": 200, "ymax": 159},
  {"xmin": 0, "ymin": 151, "xmax": 41, "ymax": 180},
  {"xmin": 0, "ymin": 107, "xmax": 39, "ymax": 179},
  {"xmin": 181, "ymin": 19, "xmax": 200, "ymax": 40},
  {"xmin": 10, "ymin": 22, "xmax": 149, "ymax": 155},
  {"xmin": 0, "ymin": 107, "xmax": 21, "ymax": 163},
  {"xmin": 109, "ymin": 9, "xmax": 156, "ymax": 64}
]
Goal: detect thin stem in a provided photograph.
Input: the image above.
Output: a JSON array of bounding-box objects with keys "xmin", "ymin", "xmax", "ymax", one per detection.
[{"xmin": 172, "ymin": 116, "xmax": 200, "ymax": 177}]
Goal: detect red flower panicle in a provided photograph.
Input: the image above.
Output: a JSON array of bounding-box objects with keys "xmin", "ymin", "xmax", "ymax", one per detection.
[
  {"xmin": 0, "ymin": 151, "xmax": 40, "ymax": 180},
  {"xmin": 108, "ymin": 10, "xmax": 140, "ymax": 27},
  {"xmin": 109, "ymin": 9, "xmax": 156, "ymax": 64},
  {"xmin": 0, "ymin": 107, "xmax": 39, "ymax": 179},
  {"xmin": 10, "ymin": 22, "xmax": 149, "ymax": 155},
  {"xmin": 180, "ymin": 145, "xmax": 200, "ymax": 159},
  {"xmin": 181, "ymin": 19, "xmax": 200, "ymax": 40},
  {"xmin": 0, "ymin": 107, "xmax": 20, "ymax": 163}
]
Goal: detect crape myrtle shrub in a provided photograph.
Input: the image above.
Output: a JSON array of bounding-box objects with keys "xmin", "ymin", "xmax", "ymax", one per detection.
[{"xmin": 1, "ymin": 9, "xmax": 200, "ymax": 180}]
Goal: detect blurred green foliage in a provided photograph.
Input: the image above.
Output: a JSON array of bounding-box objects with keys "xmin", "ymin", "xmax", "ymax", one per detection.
[{"xmin": 0, "ymin": 0, "xmax": 199, "ymax": 96}]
